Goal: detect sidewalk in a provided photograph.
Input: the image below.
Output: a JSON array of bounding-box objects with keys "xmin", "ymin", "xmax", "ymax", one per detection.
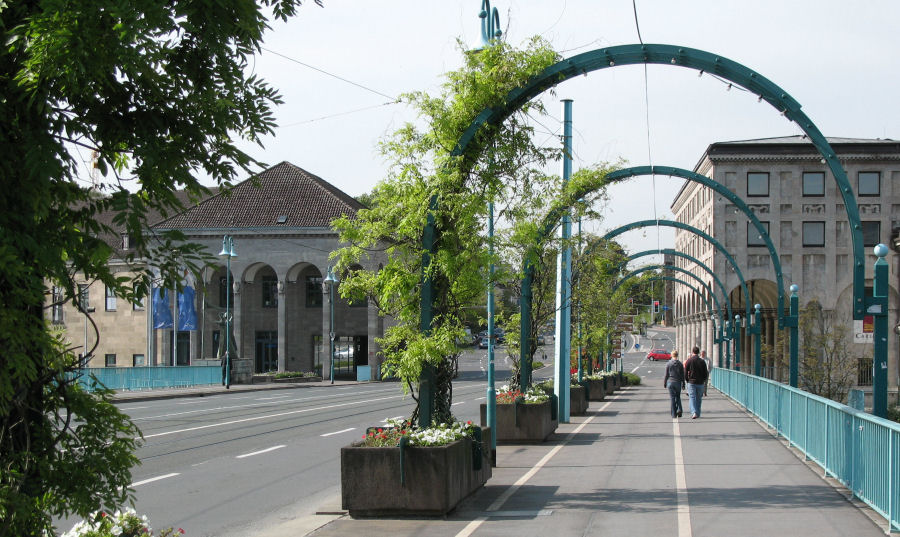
[{"xmin": 292, "ymin": 382, "xmax": 889, "ymax": 537}]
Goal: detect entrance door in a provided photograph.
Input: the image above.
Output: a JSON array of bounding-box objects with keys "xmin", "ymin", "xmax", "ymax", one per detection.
[
  {"xmin": 255, "ymin": 331, "xmax": 278, "ymax": 373},
  {"xmin": 168, "ymin": 331, "xmax": 191, "ymax": 366}
]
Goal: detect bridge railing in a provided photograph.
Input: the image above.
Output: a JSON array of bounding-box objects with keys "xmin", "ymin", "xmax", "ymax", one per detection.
[
  {"xmin": 712, "ymin": 368, "xmax": 899, "ymax": 532},
  {"xmin": 68, "ymin": 366, "xmax": 221, "ymax": 392}
]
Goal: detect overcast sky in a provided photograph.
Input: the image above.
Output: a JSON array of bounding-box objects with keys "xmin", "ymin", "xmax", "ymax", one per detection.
[{"xmin": 214, "ymin": 1, "xmax": 900, "ymax": 256}]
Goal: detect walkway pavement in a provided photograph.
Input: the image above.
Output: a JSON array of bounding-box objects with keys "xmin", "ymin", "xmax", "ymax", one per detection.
[{"xmin": 295, "ymin": 381, "xmax": 889, "ymax": 537}]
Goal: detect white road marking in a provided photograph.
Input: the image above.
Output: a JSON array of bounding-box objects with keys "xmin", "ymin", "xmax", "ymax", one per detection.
[
  {"xmin": 454, "ymin": 396, "xmax": 617, "ymax": 537},
  {"xmin": 142, "ymin": 393, "xmax": 406, "ymax": 439},
  {"xmin": 320, "ymin": 428, "xmax": 355, "ymax": 437},
  {"xmin": 673, "ymin": 419, "xmax": 693, "ymax": 537},
  {"xmin": 451, "ymin": 402, "xmax": 465, "ymax": 406},
  {"xmin": 475, "ymin": 396, "xmax": 486, "ymax": 401},
  {"xmin": 255, "ymin": 395, "xmax": 291, "ymax": 400},
  {"xmin": 176, "ymin": 400, "xmax": 206, "ymax": 405},
  {"xmin": 132, "ymin": 473, "xmax": 179, "ymax": 487},
  {"xmin": 236, "ymin": 445, "xmax": 286, "ymax": 459}
]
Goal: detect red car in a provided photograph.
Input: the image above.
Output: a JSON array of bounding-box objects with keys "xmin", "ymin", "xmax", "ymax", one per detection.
[{"xmin": 646, "ymin": 349, "xmax": 671, "ymax": 361}]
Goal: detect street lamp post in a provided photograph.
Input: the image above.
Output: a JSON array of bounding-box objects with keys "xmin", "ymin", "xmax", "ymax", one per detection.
[
  {"xmin": 872, "ymin": 244, "xmax": 889, "ymax": 418},
  {"xmin": 787, "ymin": 285, "xmax": 799, "ymax": 387},
  {"xmin": 323, "ymin": 267, "xmax": 338, "ymax": 385},
  {"xmin": 734, "ymin": 314, "xmax": 742, "ymax": 372},
  {"xmin": 724, "ymin": 320, "xmax": 731, "ymax": 369},
  {"xmin": 218, "ymin": 235, "xmax": 237, "ymax": 389}
]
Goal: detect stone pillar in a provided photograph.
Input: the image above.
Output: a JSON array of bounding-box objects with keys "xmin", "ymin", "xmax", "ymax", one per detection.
[
  {"xmin": 232, "ymin": 281, "xmax": 243, "ymax": 362},
  {"xmin": 277, "ymin": 279, "xmax": 286, "ymax": 372}
]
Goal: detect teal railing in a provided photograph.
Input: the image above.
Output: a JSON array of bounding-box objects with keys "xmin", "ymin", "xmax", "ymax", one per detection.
[
  {"xmin": 69, "ymin": 366, "xmax": 221, "ymax": 392},
  {"xmin": 712, "ymin": 368, "xmax": 899, "ymax": 532}
]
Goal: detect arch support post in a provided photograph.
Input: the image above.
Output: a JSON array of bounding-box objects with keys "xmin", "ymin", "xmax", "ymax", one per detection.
[
  {"xmin": 785, "ymin": 285, "xmax": 800, "ymax": 388},
  {"xmin": 872, "ymin": 245, "xmax": 890, "ymax": 418},
  {"xmin": 724, "ymin": 321, "xmax": 732, "ymax": 369},
  {"xmin": 734, "ymin": 316, "xmax": 743, "ymax": 372},
  {"xmin": 751, "ymin": 304, "xmax": 762, "ymax": 377},
  {"xmin": 554, "ymin": 99, "xmax": 573, "ymax": 423}
]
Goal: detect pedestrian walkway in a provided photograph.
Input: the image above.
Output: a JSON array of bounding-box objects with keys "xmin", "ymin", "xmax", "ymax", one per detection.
[{"xmin": 300, "ymin": 382, "xmax": 888, "ymax": 537}]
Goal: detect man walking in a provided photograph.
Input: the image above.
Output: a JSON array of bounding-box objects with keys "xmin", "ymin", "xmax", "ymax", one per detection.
[
  {"xmin": 684, "ymin": 346, "xmax": 709, "ymax": 419},
  {"xmin": 663, "ymin": 350, "xmax": 685, "ymax": 418}
]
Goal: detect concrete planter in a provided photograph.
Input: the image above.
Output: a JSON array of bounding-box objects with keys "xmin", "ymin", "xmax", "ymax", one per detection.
[
  {"xmin": 340, "ymin": 428, "xmax": 491, "ymax": 516},
  {"xmin": 584, "ymin": 378, "xmax": 607, "ymax": 401},
  {"xmin": 480, "ymin": 400, "xmax": 556, "ymax": 443},
  {"xmin": 539, "ymin": 385, "xmax": 588, "ymax": 416},
  {"xmin": 570, "ymin": 384, "xmax": 588, "ymax": 415}
]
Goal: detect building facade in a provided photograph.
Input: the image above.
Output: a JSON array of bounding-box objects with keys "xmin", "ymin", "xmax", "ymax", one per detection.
[
  {"xmin": 49, "ymin": 162, "xmax": 385, "ymax": 381},
  {"xmin": 671, "ymin": 136, "xmax": 900, "ymax": 402}
]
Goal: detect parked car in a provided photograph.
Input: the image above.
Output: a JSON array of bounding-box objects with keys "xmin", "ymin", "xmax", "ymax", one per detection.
[
  {"xmin": 646, "ymin": 348, "xmax": 671, "ymax": 361},
  {"xmin": 477, "ymin": 336, "xmax": 490, "ymax": 349}
]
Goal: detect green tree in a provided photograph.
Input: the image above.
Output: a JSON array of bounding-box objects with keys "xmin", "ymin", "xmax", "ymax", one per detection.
[
  {"xmin": 0, "ymin": 2, "xmax": 317, "ymax": 534},
  {"xmin": 333, "ymin": 38, "xmax": 563, "ymax": 425},
  {"xmin": 574, "ymin": 237, "xmax": 630, "ymax": 369},
  {"xmin": 798, "ymin": 299, "xmax": 858, "ymax": 403}
]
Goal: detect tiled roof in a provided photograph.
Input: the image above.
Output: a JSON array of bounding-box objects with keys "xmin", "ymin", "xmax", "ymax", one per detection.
[{"xmin": 155, "ymin": 162, "xmax": 363, "ymax": 230}]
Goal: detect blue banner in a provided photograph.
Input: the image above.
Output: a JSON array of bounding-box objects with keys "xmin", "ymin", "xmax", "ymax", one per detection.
[
  {"xmin": 152, "ymin": 288, "xmax": 173, "ymax": 329},
  {"xmin": 178, "ymin": 286, "xmax": 198, "ymax": 331}
]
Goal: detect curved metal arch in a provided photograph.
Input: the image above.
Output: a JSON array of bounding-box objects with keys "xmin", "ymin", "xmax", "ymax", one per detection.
[
  {"xmin": 619, "ymin": 248, "xmax": 733, "ymax": 322},
  {"xmin": 607, "ymin": 165, "xmax": 786, "ymax": 327},
  {"xmin": 647, "ymin": 276, "xmax": 720, "ymax": 328},
  {"xmin": 612, "ymin": 265, "xmax": 726, "ymax": 325},
  {"xmin": 603, "ymin": 220, "xmax": 750, "ymax": 319},
  {"xmin": 447, "ymin": 43, "xmax": 863, "ymax": 318}
]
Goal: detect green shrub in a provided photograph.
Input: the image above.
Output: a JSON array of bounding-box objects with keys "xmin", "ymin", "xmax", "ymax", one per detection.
[
  {"xmin": 888, "ymin": 404, "xmax": 900, "ymax": 424},
  {"xmin": 273, "ymin": 371, "xmax": 314, "ymax": 379},
  {"xmin": 623, "ymin": 372, "xmax": 641, "ymax": 386}
]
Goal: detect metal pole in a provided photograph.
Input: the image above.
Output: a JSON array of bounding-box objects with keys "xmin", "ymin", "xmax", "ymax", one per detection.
[
  {"xmin": 724, "ymin": 321, "xmax": 731, "ymax": 369},
  {"xmin": 753, "ymin": 304, "xmax": 762, "ymax": 377},
  {"xmin": 734, "ymin": 315, "xmax": 742, "ymax": 372},
  {"xmin": 224, "ymin": 236, "xmax": 232, "ymax": 389},
  {"xmin": 329, "ymin": 268, "xmax": 336, "ymax": 385},
  {"xmin": 577, "ymin": 214, "xmax": 583, "ymax": 383},
  {"xmin": 487, "ymin": 201, "xmax": 496, "ymax": 457},
  {"xmin": 872, "ymin": 244, "xmax": 889, "ymax": 418},
  {"xmin": 788, "ymin": 285, "xmax": 799, "ymax": 388},
  {"xmin": 554, "ymin": 98, "xmax": 573, "ymax": 423}
]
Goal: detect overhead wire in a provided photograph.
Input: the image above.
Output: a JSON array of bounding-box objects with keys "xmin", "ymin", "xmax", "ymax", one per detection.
[{"xmin": 632, "ymin": 0, "xmax": 661, "ymax": 255}]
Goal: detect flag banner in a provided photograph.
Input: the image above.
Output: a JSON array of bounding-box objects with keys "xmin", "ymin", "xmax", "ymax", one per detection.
[
  {"xmin": 152, "ymin": 288, "xmax": 173, "ymax": 329},
  {"xmin": 178, "ymin": 286, "xmax": 198, "ymax": 331}
]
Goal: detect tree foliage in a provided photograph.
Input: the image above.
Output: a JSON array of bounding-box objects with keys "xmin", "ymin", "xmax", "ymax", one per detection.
[
  {"xmin": 0, "ymin": 1, "xmax": 316, "ymax": 534},
  {"xmin": 798, "ymin": 299, "xmax": 858, "ymax": 403},
  {"xmin": 333, "ymin": 38, "xmax": 564, "ymax": 424}
]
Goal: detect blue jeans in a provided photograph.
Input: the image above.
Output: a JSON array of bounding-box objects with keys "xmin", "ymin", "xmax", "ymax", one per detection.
[
  {"xmin": 687, "ymin": 382, "xmax": 704, "ymax": 417},
  {"xmin": 667, "ymin": 381, "xmax": 683, "ymax": 417}
]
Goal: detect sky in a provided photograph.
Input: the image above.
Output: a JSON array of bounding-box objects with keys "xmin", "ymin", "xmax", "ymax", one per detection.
[{"xmin": 204, "ymin": 1, "xmax": 900, "ymax": 257}]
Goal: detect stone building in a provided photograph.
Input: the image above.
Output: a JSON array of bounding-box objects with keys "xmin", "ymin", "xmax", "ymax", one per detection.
[
  {"xmin": 49, "ymin": 162, "xmax": 385, "ymax": 381},
  {"xmin": 671, "ymin": 136, "xmax": 900, "ymax": 401}
]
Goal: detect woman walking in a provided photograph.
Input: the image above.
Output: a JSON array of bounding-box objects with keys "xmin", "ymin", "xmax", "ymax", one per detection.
[{"xmin": 663, "ymin": 350, "xmax": 685, "ymax": 418}]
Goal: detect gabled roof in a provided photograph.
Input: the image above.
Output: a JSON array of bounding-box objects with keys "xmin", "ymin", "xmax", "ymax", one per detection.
[{"xmin": 155, "ymin": 162, "xmax": 364, "ymax": 230}]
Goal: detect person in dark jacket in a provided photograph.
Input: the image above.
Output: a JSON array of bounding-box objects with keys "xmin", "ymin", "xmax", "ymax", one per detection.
[
  {"xmin": 663, "ymin": 350, "xmax": 685, "ymax": 418},
  {"xmin": 684, "ymin": 346, "xmax": 709, "ymax": 418}
]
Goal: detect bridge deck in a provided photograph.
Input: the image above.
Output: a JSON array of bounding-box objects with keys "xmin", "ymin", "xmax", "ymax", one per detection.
[{"xmin": 311, "ymin": 381, "xmax": 887, "ymax": 537}]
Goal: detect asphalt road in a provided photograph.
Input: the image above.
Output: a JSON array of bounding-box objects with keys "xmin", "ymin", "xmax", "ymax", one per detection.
[{"xmin": 57, "ymin": 344, "xmax": 557, "ymax": 536}]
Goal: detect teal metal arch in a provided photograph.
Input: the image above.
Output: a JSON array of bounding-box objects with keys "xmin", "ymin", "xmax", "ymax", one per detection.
[
  {"xmin": 612, "ymin": 265, "xmax": 725, "ymax": 328},
  {"xmin": 606, "ymin": 165, "xmax": 787, "ymax": 327},
  {"xmin": 443, "ymin": 43, "xmax": 864, "ymax": 318},
  {"xmin": 603, "ymin": 220, "xmax": 751, "ymax": 320},
  {"xmin": 618, "ymin": 248, "xmax": 733, "ymax": 322}
]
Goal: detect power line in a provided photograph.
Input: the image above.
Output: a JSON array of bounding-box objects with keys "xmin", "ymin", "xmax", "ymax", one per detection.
[
  {"xmin": 279, "ymin": 101, "xmax": 399, "ymax": 128},
  {"xmin": 261, "ymin": 47, "xmax": 398, "ymax": 102}
]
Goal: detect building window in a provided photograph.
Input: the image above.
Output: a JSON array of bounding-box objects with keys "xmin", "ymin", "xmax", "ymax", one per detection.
[
  {"xmin": 133, "ymin": 354, "xmax": 146, "ymax": 367},
  {"xmin": 857, "ymin": 358, "xmax": 873, "ymax": 386},
  {"xmin": 858, "ymin": 171, "xmax": 880, "ymax": 196},
  {"xmin": 122, "ymin": 233, "xmax": 131, "ymax": 250},
  {"xmin": 78, "ymin": 284, "xmax": 90, "ymax": 312},
  {"xmin": 802, "ymin": 222, "xmax": 825, "ymax": 247},
  {"xmin": 862, "ymin": 221, "xmax": 881, "ymax": 247},
  {"xmin": 747, "ymin": 221, "xmax": 770, "ymax": 247},
  {"xmin": 105, "ymin": 285, "xmax": 117, "ymax": 311},
  {"xmin": 306, "ymin": 276, "xmax": 323, "ymax": 307},
  {"xmin": 51, "ymin": 286, "xmax": 64, "ymax": 324},
  {"xmin": 105, "ymin": 353, "xmax": 116, "ymax": 367},
  {"xmin": 747, "ymin": 172, "xmax": 769, "ymax": 197},
  {"xmin": 802, "ymin": 172, "xmax": 825, "ymax": 196},
  {"xmin": 262, "ymin": 276, "xmax": 278, "ymax": 308}
]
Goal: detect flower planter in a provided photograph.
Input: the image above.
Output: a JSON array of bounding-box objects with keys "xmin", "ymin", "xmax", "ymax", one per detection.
[
  {"xmin": 539, "ymin": 385, "xmax": 588, "ymax": 416},
  {"xmin": 340, "ymin": 428, "xmax": 492, "ymax": 516},
  {"xmin": 584, "ymin": 378, "xmax": 607, "ymax": 401},
  {"xmin": 480, "ymin": 400, "xmax": 556, "ymax": 443},
  {"xmin": 570, "ymin": 384, "xmax": 588, "ymax": 415}
]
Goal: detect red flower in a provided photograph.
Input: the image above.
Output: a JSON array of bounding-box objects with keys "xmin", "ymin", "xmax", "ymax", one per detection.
[{"xmin": 466, "ymin": 421, "xmax": 472, "ymax": 425}]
